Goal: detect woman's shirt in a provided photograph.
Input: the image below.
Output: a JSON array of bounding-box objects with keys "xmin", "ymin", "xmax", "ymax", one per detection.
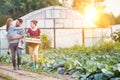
[{"xmin": 27, "ymin": 28, "xmax": 40, "ymax": 38}]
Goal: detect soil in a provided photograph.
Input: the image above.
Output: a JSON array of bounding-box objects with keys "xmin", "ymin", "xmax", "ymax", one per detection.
[
  {"xmin": 0, "ymin": 65, "xmax": 78, "ymax": 80},
  {"xmin": 0, "ymin": 77, "xmax": 5, "ymax": 80}
]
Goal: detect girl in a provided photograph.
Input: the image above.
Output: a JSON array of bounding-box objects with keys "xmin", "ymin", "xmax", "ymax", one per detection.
[{"xmin": 6, "ymin": 18, "xmax": 14, "ymax": 55}]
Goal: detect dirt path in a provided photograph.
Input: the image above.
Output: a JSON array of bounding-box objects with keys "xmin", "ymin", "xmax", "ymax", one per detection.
[
  {"xmin": 0, "ymin": 65, "xmax": 77, "ymax": 80},
  {"xmin": 0, "ymin": 77, "xmax": 5, "ymax": 80}
]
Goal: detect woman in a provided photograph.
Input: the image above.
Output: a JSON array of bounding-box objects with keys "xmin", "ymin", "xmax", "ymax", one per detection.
[{"xmin": 26, "ymin": 20, "xmax": 41, "ymax": 69}]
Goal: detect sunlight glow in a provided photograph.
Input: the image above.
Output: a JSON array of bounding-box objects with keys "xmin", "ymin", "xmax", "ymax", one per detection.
[{"xmin": 85, "ymin": 6, "xmax": 97, "ymax": 21}]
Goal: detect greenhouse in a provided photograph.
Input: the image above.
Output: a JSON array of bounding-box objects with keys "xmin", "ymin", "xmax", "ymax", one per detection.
[{"xmin": 0, "ymin": 6, "xmax": 120, "ymax": 55}]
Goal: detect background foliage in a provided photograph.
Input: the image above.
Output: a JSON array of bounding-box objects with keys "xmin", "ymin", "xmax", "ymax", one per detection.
[
  {"xmin": 111, "ymin": 29, "xmax": 120, "ymax": 42},
  {"xmin": 40, "ymin": 34, "xmax": 51, "ymax": 50},
  {"xmin": 0, "ymin": 0, "xmax": 61, "ymax": 27},
  {"xmin": 72, "ymin": 0, "xmax": 118, "ymax": 27},
  {"xmin": 0, "ymin": 0, "xmax": 120, "ymax": 27}
]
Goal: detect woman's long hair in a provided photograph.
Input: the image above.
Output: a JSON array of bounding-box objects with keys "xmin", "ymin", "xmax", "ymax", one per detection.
[{"xmin": 6, "ymin": 18, "xmax": 13, "ymax": 31}]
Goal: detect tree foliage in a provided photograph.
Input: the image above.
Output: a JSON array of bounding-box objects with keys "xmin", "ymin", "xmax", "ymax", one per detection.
[
  {"xmin": 116, "ymin": 15, "xmax": 120, "ymax": 24},
  {"xmin": 72, "ymin": 0, "xmax": 118, "ymax": 27},
  {"xmin": 0, "ymin": 0, "xmax": 61, "ymax": 27},
  {"xmin": 72, "ymin": 0, "xmax": 104, "ymax": 14},
  {"xmin": 94, "ymin": 12, "xmax": 116, "ymax": 27}
]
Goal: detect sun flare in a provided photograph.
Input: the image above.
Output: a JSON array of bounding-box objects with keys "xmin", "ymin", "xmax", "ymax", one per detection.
[{"xmin": 85, "ymin": 6, "xmax": 97, "ymax": 21}]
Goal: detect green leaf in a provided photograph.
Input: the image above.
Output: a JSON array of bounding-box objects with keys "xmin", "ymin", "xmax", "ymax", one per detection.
[
  {"xmin": 94, "ymin": 73, "xmax": 104, "ymax": 80},
  {"xmin": 113, "ymin": 64, "xmax": 120, "ymax": 71},
  {"xmin": 102, "ymin": 69, "xmax": 114, "ymax": 78},
  {"xmin": 71, "ymin": 71, "xmax": 81, "ymax": 78},
  {"xmin": 57, "ymin": 67, "xmax": 65, "ymax": 74}
]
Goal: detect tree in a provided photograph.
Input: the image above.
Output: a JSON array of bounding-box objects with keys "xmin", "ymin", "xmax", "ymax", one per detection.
[
  {"xmin": 72, "ymin": 0, "xmax": 89, "ymax": 14},
  {"xmin": 0, "ymin": 0, "xmax": 61, "ymax": 27},
  {"xmin": 94, "ymin": 12, "xmax": 116, "ymax": 27},
  {"xmin": 72, "ymin": 0, "xmax": 104, "ymax": 14},
  {"xmin": 38, "ymin": 0, "xmax": 61, "ymax": 8},
  {"xmin": 61, "ymin": 0, "xmax": 72, "ymax": 8},
  {"xmin": 72, "ymin": 0, "xmax": 117, "ymax": 27},
  {"xmin": 116, "ymin": 15, "xmax": 120, "ymax": 24}
]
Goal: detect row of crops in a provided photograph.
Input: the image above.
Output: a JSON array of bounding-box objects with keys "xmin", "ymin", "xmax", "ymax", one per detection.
[{"xmin": 1, "ymin": 41, "xmax": 120, "ymax": 80}]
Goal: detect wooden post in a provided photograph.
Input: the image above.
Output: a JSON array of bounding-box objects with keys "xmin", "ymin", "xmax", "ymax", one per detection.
[
  {"xmin": 82, "ymin": 28, "xmax": 85, "ymax": 46},
  {"xmin": 54, "ymin": 19, "xmax": 56, "ymax": 49}
]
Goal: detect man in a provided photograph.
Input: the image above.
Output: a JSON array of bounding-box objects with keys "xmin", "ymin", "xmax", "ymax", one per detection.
[{"xmin": 7, "ymin": 18, "xmax": 25, "ymax": 70}]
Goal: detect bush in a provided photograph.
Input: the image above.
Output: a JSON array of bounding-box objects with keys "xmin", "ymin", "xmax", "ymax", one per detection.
[
  {"xmin": 39, "ymin": 34, "xmax": 51, "ymax": 50},
  {"xmin": 111, "ymin": 29, "xmax": 120, "ymax": 42},
  {"xmin": 98, "ymin": 41, "xmax": 115, "ymax": 52}
]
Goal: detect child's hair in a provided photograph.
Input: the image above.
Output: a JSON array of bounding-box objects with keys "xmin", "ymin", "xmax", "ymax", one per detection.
[
  {"xmin": 6, "ymin": 18, "xmax": 13, "ymax": 31},
  {"xmin": 31, "ymin": 20, "xmax": 38, "ymax": 26}
]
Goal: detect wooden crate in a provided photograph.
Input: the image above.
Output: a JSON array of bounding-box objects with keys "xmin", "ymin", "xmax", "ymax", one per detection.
[{"xmin": 25, "ymin": 37, "xmax": 41, "ymax": 44}]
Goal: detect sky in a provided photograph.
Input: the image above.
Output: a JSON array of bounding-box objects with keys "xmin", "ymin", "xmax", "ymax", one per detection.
[
  {"xmin": 59, "ymin": 0, "xmax": 120, "ymax": 17},
  {"xmin": 103, "ymin": 0, "xmax": 120, "ymax": 17}
]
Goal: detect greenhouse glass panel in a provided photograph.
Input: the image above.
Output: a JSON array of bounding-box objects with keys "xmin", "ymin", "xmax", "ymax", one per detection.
[
  {"xmin": 46, "ymin": 10, "xmax": 52, "ymax": 18},
  {"xmin": 45, "ymin": 19, "xmax": 54, "ymax": 28},
  {"xmin": 85, "ymin": 39, "xmax": 93, "ymax": 47},
  {"xmin": 38, "ymin": 20, "xmax": 45, "ymax": 28},
  {"xmin": 84, "ymin": 29, "xmax": 94, "ymax": 38},
  {"xmin": 64, "ymin": 19, "xmax": 73, "ymax": 28},
  {"xmin": 61, "ymin": 10, "xmax": 67, "ymax": 18},
  {"xmin": 1, "ymin": 38, "xmax": 8, "ymax": 48},
  {"xmin": 52, "ymin": 10, "xmax": 61, "ymax": 18}
]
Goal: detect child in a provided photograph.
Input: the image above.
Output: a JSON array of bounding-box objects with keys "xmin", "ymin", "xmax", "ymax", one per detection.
[
  {"xmin": 9, "ymin": 25, "xmax": 25, "ymax": 50},
  {"xmin": 6, "ymin": 18, "xmax": 14, "ymax": 55}
]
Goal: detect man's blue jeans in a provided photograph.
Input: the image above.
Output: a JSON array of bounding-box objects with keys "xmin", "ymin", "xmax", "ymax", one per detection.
[{"xmin": 10, "ymin": 43, "xmax": 22, "ymax": 68}]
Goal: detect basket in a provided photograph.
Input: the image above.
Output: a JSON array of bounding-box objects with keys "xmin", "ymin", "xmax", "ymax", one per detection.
[{"xmin": 25, "ymin": 37, "xmax": 41, "ymax": 44}]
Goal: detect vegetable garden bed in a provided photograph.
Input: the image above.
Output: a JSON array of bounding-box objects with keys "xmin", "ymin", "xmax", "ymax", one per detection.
[{"xmin": 1, "ymin": 41, "xmax": 120, "ymax": 80}]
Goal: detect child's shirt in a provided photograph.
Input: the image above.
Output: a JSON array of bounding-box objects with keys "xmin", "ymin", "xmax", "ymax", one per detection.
[{"xmin": 7, "ymin": 25, "xmax": 25, "ymax": 43}]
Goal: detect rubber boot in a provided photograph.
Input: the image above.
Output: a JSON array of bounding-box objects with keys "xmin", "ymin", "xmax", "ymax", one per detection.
[
  {"xmin": 35, "ymin": 62, "xmax": 38, "ymax": 69},
  {"xmin": 17, "ymin": 57, "xmax": 21, "ymax": 70},
  {"xmin": 13, "ymin": 60, "xmax": 16, "ymax": 70},
  {"xmin": 32, "ymin": 62, "xmax": 36, "ymax": 70}
]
